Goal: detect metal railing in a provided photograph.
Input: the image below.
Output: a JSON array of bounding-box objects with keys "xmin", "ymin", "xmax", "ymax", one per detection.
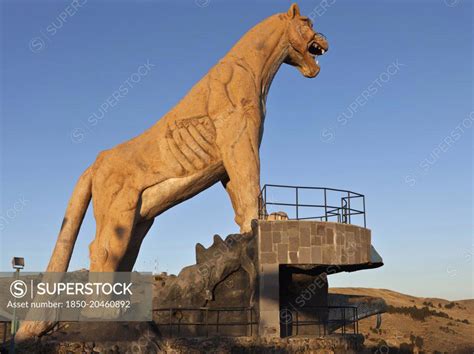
[
  {"xmin": 280, "ymin": 306, "xmax": 358, "ymax": 337},
  {"xmin": 153, "ymin": 307, "xmax": 257, "ymax": 338},
  {"xmin": 258, "ymin": 184, "xmax": 366, "ymax": 227}
]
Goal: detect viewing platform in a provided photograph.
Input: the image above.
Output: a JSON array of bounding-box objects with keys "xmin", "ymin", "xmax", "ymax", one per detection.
[{"xmin": 255, "ymin": 184, "xmax": 383, "ymax": 338}]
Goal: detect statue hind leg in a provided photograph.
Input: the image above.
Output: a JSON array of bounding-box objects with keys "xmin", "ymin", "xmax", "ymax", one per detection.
[{"xmin": 89, "ymin": 188, "xmax": 141, "ymax": 272}]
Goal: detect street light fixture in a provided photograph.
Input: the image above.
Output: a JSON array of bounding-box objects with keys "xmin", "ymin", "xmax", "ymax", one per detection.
[
  {"xmin": 10, "ymin": 256, "xmax": 24, "ymax": 354},
  {"xmin": 12, "ymin": 257, "xmax": 24, "ymax": 270}
]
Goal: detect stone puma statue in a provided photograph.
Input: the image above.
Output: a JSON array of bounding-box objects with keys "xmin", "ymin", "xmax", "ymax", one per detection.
[{"xmin": 16, "ymin": 3, "xmax": 328, "ymax": 340}]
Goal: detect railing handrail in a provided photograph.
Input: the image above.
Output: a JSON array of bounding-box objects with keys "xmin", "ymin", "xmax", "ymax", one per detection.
[
  {"xmin": 284, "ymin": 305, "xmax": 358, "ymax": 309},
  {"xmin": 258, "ymin": 184, "xmax": 367, "ymax": 227},
  {"xmin": 153, "ymin": 306, "xmax": 254, "ymax": 311},
  {"xmin": 262, "ymin": 184, "xmax": 364, "ymax": 197},
  {"xmin": 280, "ymin": 305, "xmax": 359, "ymax": 336},
  {"xmin": 153, "ymin": 306, "xmax": 257, "ymax": 338}
]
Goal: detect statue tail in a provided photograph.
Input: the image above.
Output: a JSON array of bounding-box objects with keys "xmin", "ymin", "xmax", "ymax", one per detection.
[
  {"xmin": 15, "ymin": 167, "xmax": 93, "ymax": 342},
  {"xmin": 46, "ymin": 166, "xmax": 93, "ymax": 272}
]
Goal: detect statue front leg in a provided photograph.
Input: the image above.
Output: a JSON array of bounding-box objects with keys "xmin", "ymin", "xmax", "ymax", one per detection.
[{"xmin": 221, "ymin": 125, "xmax": 261, "ymax": 233}]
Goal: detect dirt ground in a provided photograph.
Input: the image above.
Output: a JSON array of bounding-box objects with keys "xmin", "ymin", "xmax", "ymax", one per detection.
[{"xmin": 330, "ymin": 287, "xmax": 474, "ymax": 353}]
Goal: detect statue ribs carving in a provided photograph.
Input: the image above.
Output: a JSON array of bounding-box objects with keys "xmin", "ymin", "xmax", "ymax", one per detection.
[{"xmin": 165, "ymin": 116, "xmax": 218, "ymax": 173}]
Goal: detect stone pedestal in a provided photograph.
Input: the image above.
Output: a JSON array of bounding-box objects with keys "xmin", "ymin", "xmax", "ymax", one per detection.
[{"xmin": 253, "ymin": 220, "xmax": 381, "ymax": 338}]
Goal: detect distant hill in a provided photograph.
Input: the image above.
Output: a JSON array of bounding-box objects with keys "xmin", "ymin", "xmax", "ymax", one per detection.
[{"xmin": 330, "ymin": 288, "xmax": 474, "ymax": 353}]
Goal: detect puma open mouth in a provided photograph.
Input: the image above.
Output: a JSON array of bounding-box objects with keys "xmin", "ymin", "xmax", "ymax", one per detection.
[{"xmin": 308, "ymin": 41, "xmax": 326, "ymax": 56}]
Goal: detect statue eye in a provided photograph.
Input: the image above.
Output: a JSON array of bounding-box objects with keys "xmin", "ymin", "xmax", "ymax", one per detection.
[{"xmin": 298, "ymin": 25, "xmax": 309, "ymax": 35}]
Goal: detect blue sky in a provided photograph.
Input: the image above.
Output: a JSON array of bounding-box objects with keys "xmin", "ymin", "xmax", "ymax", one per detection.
[{"xmin": 0, "ymin": 0, "xmax": 472, "ymax": 300}]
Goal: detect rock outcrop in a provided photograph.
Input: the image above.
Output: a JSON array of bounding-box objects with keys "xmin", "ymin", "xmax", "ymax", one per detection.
[{"xmin": 153, "ymin": 233, "xmax": 257, "ymax": 337}]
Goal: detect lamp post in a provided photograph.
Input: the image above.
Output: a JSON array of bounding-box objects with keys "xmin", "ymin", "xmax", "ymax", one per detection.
[{"xmin": 10, "ymin": 257, "xmax": 24, "ymax": 354}]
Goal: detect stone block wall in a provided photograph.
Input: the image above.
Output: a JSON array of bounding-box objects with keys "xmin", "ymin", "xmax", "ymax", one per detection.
[
  {"xmin": 257, "ymin": 220, "xmax": 371, "ymax": 266},
  {"xmin": 254, "ymin": 220, "xmax": 373, "ymax": 338}
]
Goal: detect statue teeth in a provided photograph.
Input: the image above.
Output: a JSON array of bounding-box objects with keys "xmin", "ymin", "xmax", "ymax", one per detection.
[
  {"xmin": 321, "ymin": 49, "xmax": 325, "ymax": 54},
  {"xmin": 316, "ymin": 60, "xmax": 319, "ymax": 65}
]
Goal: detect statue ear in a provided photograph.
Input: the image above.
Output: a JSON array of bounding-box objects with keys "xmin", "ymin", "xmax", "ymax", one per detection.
[{"xmin": 287, "ymin": 3, "xmax": 300, "ymax": 19}]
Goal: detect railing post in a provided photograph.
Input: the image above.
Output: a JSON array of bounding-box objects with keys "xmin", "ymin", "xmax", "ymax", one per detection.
[
  {"xmin": 295, "ymin": 187, "xmax": 299, "ymax": 220},
  {"xmin": 340, "ymin": 198, "xmax": 344, "ymax": 223},
  {"xmin": 250, "ymin": 308, "xmax": 253, "ymax": 337},
  {"xmin": 324, "ymin": 310, "xmax": 327, "ymax": 336},
  {"xmin": 356, "ymin": 307, "xmax": 359, "ymax": 334},
  {"xmin": 353, "ymin": 308, "xmax": 355, "ymax": 334},
  {"xmin": 296, "ymin": 310, "xmax": 299, "ymax": 336},
  {"xmin": 264, "ymin": 186, "xmax": 267, "ymax": 218},
  {"xmin": 342, "ymin": 307, "xmax": 345, "ymax": 335},
  {"xmin": 258, "ymin": 192, "xmax": 261, "ymax": 219},
  {"xmin": 169, "ymin": 309, "xmax": 172, "ymax": 338},
  {"xmin": 347, "ymin": 192, "xmax": 351, "ymax": 224},
  {"xmin": 324, "ymin": 189, "xmax": 328, "ymax": 221},
  {"xmin": 363, "ymin": 196, "xmax": 366, "ymax": 228},
  {"xmin": 205, "ymin": 308, "xmax": 209, "ymax": 337}
]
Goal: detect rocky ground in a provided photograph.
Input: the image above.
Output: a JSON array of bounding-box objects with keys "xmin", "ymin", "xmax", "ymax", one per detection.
[{"xmin": 330, "ymin": 288, "xmax": 474, "ymax": 353}]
